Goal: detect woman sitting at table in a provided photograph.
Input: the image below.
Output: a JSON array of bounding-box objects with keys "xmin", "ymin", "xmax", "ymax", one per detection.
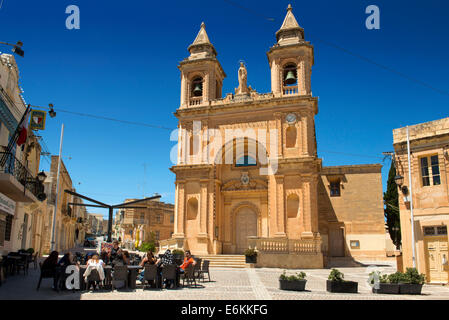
[
  {"xmin": 137, "ymin": 251, "xmax": 157, "ymax": 282},
  {"xmin": 83, "ymin": 254, "xmax": 105, "ymax": 289},
  {"xmin": 41, "ymin": 251, "xmax": 59, "ymax": 291},
  {"xmin": 121, "ymin": 251, "xmax": 130, "ymax": 265}
]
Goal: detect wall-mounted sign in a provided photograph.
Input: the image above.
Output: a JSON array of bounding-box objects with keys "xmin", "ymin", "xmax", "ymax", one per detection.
[
  {"xmin": 0, "ymin": 192, "xmax": 16, "ymax": 216},
  {"xmin": 29, "ymin": 110, "xmax": 46, "ymax": 130}
]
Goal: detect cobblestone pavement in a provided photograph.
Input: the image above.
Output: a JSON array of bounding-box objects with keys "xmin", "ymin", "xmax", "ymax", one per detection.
[{"xmin": 1, "ymin": 259, "xmax": 449, "ymax": 300}]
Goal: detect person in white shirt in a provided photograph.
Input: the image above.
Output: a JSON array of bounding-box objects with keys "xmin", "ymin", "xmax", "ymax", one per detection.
[{"xmin": 83, "ymin": 254, "xmax": 105, "ymax": 289}]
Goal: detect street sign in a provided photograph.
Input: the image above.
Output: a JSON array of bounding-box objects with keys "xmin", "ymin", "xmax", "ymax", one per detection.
[{"xmin": 29, "ymin": 110, "xmax": 46, "ymax": 130}]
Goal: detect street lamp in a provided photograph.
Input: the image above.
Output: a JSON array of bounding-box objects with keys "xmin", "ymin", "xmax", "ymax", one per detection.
[
  {"xmin": 0, "ymin": 40, "xmax": 24, "ymax": 57},
  {"xmin": 394, "ymin": 174, "xmax": 409, "ymax": 196},
  {"xmin": 37, "ymin": 171, "xmax": 47, "ymax": 182},
  {"xmin": 48, "ymin": 103, "xmax": 56, "ymax": 118}
]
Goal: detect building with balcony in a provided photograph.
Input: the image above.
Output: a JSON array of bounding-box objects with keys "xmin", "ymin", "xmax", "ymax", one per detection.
[
  {"xmin": 393, "ymin": 117, "xmax": 449, "ymax": 283},
  {"xmin": 163, "ymin": 5, "xmax": 387, "ymax": 268},
  {"xmin": 119, "ymin": 197, "xmax": 174, "ymax": 249},
  {"xmin": 0, "ymin": 53, "xmax": 47, "ymax": 255}
]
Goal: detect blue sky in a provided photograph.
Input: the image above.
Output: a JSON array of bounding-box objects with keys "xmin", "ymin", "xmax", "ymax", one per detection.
[{"xmin": 1, "ymin": 0, "xmax": 448, "ymax": 219}]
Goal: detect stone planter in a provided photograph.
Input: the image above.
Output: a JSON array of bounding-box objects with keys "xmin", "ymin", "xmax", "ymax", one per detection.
[
  {"xmin": 279, "ymin": 279, "xmax": 307, "ymax": 291},
  {"xmin": 245, "ymin": 255, "xmax": 257, "ymax": 264},
  {"xmin": 326, "ymin": 280, "xmax": 358, "ymax": 293},
  {"xmin": 399, "ymin": 283, "xmax": 423, "ymax": 295},
  {"xmin": 372, "ymin": 283, "xmax": 400, "ymax": 294}
]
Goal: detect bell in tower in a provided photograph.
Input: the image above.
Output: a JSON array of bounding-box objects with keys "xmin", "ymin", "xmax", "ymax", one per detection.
[
  {"xmin": 178, "ymin": 22, "xmax": 226, "ymax": 108},
  {"xmin": 267, "ymin": 4, "xmax": 313, "ymax": 96}
]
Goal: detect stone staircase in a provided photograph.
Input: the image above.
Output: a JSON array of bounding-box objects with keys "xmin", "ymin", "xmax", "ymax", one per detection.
[{"xmin": 197, "ymin": 254, "xmax": 248, "ymax": 268}]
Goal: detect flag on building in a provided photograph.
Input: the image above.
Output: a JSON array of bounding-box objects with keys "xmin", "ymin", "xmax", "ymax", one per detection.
[{"xmin": 16, "ymin": 108, "xmax": 31, "ymax": 146}]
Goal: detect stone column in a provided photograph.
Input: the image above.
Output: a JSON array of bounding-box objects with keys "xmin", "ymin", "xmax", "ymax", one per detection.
[
  {"xmin": 173, "ymin": 181, "xmax": 185, "ymax": 238},
  {"xmin": 274, "ymin": 175, "xmax": 287, "ymax": 237},
  {"xmin": 180, "ymin": 72, "xmax": 187, "ymax": 107},
  {"xmin": 198, "ymin": 180, "xmax": 208, "ymax": 237},
  {"xmin": 301, "ymin": 176, "xmax": 315, "ymax": 239},
  {"xmin": 273, "ymin": 112, "xmax": 283, "ymax": 158},
  {"xmin": 271, "ymin": 59, "xmax": 280, "ymax": 96}
]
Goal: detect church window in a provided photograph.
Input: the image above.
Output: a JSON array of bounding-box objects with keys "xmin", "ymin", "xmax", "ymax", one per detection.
[
  {"xmin": 236, "ymin": 155, "xmax": 257, "ymax": 167},
  {"xmin": 330, "ymin": 181, "xmax": 341, "ymax": 197}
]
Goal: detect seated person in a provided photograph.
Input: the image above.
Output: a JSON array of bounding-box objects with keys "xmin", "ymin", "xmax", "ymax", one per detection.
[
  {"xmin": 83, "ymin": 254, "xmax": 105, "ymax": 289},
  {"xmin": 56, "ymin": 252, "xmax": 77, "ymax": 289},
  {"xmin": 100, "ymin": 249, "xmax": 109, "ymax": 265},
  {"xmin": 179, "ymin": 250, "xmax": 196, "ymax": 274},
  {"xmin": 108, "ymin": 240, "xmax": 122, "ymax": 264},
  {"xmin": 137, "ymin": 251, "xmax": 157, "ymax": 282},
  {"xmin": 156, "ymin": 250, "xmax": 175, "ymax": 288},
  {"xmin": 41, "ymin": 251, "xmax": 59, "ymax": 291},
  {"xmin": 156, "ymin": 249, "xmax": 174, "ymax": 267},
  {"xmin": 122, "ymin": 251, "xmax": 130, "ymax": 265}
]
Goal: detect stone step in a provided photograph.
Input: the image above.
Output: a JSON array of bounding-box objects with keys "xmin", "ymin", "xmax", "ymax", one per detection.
[{"xmin": 198, "ymin": 255, "xmax": 248, "ymax": 268}]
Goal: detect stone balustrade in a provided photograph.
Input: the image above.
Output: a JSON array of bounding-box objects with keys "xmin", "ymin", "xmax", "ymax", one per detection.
[
  {"xmin": 189, "ymin": 97, "xmax": 203, "ymax": 106},
  {"xmin": 247, "ymin": 237, "xmax": 321, "ymax": 255},
  {"xmin": 159, "ymin": 237, "xmax": 184, "ymax": 252},
  {"xmin": 283, "ymin": 85, "xmax": 298, "ymax": 95}
]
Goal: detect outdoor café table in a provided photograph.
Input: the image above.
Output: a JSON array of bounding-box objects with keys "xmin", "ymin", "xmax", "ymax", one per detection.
[
  {"xmin": 6, "ymin": 256, "xmax": 21, "ymax": 275},
  {"xmin": 127, "ymin": 265, "xmax": 143, "ymax": 289}
]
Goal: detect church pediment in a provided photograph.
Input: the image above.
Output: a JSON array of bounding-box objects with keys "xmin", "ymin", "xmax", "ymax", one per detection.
[{"xmin": 221, "ymin": 175, "xmax": 267, "ymax": 192}]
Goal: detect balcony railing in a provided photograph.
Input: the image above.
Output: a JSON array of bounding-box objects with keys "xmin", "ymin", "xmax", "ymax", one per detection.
[
  {"xmin": 0, "ymin": 151, "xmax": 43, "ymax": 199},
  {"xmin": 283, "ymin": 85, "xmax": 298, "ymax": 95},
  {"xmin": 189, "ymin": 97, "xmax": 203, "ymax": 106}
]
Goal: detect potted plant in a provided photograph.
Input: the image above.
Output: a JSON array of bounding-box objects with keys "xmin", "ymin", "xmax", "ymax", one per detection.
[
  {"xmin": 279, "ymin": 270, "xmax": 307, "ymax": 291},
  {"xmin": 399, "ymin": 268, "xmax": 425, "ymax": 295},
  {"xmin": 371, "ymin": 272, "xmax": 400, "ymax": 294},
  {"xmin": 244, "ymin": 248, "xmax": 257, "ymax": 263},
  {"xmin": 326, "ymin": 268, "xmax": 358, "ymax": 293},
  {"xmin": 172, "ymin": 249, "xmax": 185, "ymax": 260}
]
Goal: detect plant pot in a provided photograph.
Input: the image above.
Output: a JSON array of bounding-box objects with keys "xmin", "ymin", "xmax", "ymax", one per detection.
[
  {"xmin": 372, "ymin": 283, "xmax": 400, "ymax": 294},
  {"xmin": 399, "ymin": 283, "xmax": 423, "ymax": 295},
  {"xmin": 279, "ymin": 279, "xmax": 307, "ymax": 291},
  {"xmin": 245, "ymin": 255, "xmax": 257, "ymax": 264},
  {"xmin": 326, "ymin": 280, "xmax": 358, "ymax": 293}
]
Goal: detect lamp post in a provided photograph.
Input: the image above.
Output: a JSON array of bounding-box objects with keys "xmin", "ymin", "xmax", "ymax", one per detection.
[
  {"xmin": 394, "ymin": 126, "xmax": 417, "ymax": 269},
  {"xmin": 0, "ymin": 40, "xmax": 24, "ymax": 57}
]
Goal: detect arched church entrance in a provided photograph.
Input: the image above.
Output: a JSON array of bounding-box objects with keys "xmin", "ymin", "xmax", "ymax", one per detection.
[{"xmin": 235, "ymin": 207, "xmax": 257, "ymax": 253}]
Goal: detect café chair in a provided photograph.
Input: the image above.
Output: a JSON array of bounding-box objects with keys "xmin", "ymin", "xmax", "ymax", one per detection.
[
  {"xmin": 162, "ymin": 264, "xmax": 177, "ymax": 289},
  {"xmin": 181, "ymin": 264, "xmax": 197, "ymax": 288},
  {"xmin": 111, "ymin": 265, "xmax": 128, "ymax": 291},
  {"xmin": 36, "ymin": 262, "xmax": 56, "ymax": 291},
  {"xmin": 198, "ymin": 260, "xmax": 211, "ymax": 282},
  {"xmin": 143, "ymin": 265, "xmax": 159, "ymax": 290},
  {"xmin": 193, "ymin": 258, "xmax": 202, "ymax": 278}
]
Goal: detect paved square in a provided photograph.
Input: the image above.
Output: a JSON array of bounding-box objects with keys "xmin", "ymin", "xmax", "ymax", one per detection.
[{"xmin": 1, "ymin": 261, "xmax": 449, "ymax": 300}]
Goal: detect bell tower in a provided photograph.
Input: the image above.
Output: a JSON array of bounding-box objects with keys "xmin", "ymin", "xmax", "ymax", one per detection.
[
  {"xmin": 267, "ymin": 4, "xmax": 313, "ymax": 97},
  {"xmin": 179, "ymin": 23, "xmax": 226, "ymax": 108}
]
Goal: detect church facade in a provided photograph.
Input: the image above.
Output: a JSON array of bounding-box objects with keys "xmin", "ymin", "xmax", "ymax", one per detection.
[{"xmin": 163, "ymin": 5, "xmax": 387, "ymax": 268}]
